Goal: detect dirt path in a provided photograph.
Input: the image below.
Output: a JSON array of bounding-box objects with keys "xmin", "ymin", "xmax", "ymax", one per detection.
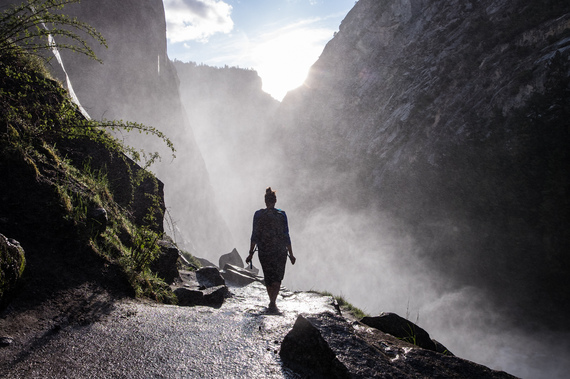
[{"xmin": 1, "ymin": 282, "xmax": 336, "ymax": 378}]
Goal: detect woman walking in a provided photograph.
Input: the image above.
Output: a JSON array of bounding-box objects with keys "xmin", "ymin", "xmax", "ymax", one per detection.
[{"xmin": 246, "ymin": 187, "xmax": 296, "ymax": 312}]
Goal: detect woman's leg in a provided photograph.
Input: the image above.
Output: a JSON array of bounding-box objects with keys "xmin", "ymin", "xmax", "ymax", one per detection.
[{"xmin": 267, "ymin": 281, "xmax": 281, "ymax": 307}]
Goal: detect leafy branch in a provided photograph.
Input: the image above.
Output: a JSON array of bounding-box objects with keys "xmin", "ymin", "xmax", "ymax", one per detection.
[{"xmin": 0, "ymin": 0, "xmax": 106, "ymax": 61}]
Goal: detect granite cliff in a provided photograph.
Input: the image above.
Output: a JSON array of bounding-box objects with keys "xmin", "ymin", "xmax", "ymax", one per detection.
[{"xmin": 277, "ymin": 0, "xmax": 570, "ymax": 327}]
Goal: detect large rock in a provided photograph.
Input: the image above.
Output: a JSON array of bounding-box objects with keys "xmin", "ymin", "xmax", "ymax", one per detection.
[
  {"xmin": 196, "ymin": 267, "xmax": 225, "ymax": 289},
  {"xmin": 361, "ymin": 312, "xmax": 448, "ymax": 354},
  {"xmin": 0, "ymin": 235, "xmax": 26, "ymax": 310},
  {"xmin": 220, "ymin": 264, "xmax": 259, "ymax": 287},
  {"xmin": 280, "ymin": 312, "xmax": 516, "ymax": 378},
  {"xmin": 196, "ymin": 257, "xmax": 216, "ymax": 268},
  {"xmin": 150, "ymin": 239, "xmax": 181, "ymax": 284},
  {"xmin": 173, "ymin": 287, "xmax": 203, "ymax": 307},
  {"xmin": 173, "ymin": 285, "xmax": 230, "ymax": 308},
  {"xmin": 218, "ymin": 248, "xmax": 244, "ymax": 269},
  {"xmin": 280, "ymin": 313, "xmax": 351, "ymax": 378},
  {"xmin": 202, "ymin": 285, "xmax": 230, "ymax": 307}
]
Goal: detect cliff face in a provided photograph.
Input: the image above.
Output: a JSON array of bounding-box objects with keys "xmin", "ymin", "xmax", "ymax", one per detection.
[
  {"xmin": 12, "ymin": 0, "xmax": 234, "ymax": 258},
  {"xmin": 278, "ymin": 0, "xmax": 570, "ymax": 324}
]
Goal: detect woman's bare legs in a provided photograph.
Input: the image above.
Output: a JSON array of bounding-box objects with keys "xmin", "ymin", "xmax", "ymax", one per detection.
[{"xmin": 267, "ymin": 281, "xmax": 281, "ymax": 308}]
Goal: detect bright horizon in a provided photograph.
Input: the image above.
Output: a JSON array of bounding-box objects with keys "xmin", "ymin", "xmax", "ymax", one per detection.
[{"xmin": 162, "ymin": 0, "xmax": 355, "ymax": 101}]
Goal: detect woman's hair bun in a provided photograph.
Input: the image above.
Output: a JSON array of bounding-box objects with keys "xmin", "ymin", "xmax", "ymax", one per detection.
[{"xmin": 265, "ymin": 187, "xmax": 277, "ymax": 203}]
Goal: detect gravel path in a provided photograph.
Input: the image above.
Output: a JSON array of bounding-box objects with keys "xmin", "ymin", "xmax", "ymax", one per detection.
[{"xmin": 1, "ymin": 283, "xmax": 336, "ymax": 378}]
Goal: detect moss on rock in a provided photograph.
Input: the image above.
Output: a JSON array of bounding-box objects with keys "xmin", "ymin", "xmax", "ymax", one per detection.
[{"xmin": 0, "ymin": 234, "xmax": 26, "ymax": 310}]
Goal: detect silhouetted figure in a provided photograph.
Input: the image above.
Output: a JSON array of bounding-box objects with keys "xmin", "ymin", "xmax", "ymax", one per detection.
[{"xmin": 246, "ymin": 187, "xmax": 296, "ymax": 312}]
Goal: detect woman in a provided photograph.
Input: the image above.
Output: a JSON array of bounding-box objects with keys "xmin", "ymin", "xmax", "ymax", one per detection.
[{"xmin": 246, "ymin": 187, "xmax": 296, "ymax": 312}]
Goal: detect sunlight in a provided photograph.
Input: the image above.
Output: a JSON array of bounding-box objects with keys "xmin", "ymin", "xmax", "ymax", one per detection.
[{"xmin": 252, "ymin": 25, "xmax": 333, "ymax": 101}]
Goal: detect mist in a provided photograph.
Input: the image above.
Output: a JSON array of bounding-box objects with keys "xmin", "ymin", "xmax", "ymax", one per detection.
[{"xmin": 174, "ymin": 61, "xmax": 570, "ymax": 378}]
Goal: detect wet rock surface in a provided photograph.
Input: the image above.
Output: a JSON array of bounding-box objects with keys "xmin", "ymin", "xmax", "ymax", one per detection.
[
  {"xmin": 282, "ymin": 313, "xmax": 515, "ymax": 378},
  {"xmin": 0, "ymin": 282, "xmax": 336, "ymax": 378},
  {"xmin": 195, "ymin": 266, "xmax": 226, "ymax": 288},
  {"xmin": 0, "ymin": 280, "xmax": 517, "ymax": 378}
]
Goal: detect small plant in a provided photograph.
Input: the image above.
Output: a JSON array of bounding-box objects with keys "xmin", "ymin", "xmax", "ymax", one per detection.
[
  {"xmin": 312, "ymin": 290, "xmax": 369, "ymax": 319},
  {"xmin": 401, "ymin": 323, "xmax": 418, "ymax": 346},
  {"xmin": 130, "ymin": 225, "xmax": 160, "ymax": 272}
]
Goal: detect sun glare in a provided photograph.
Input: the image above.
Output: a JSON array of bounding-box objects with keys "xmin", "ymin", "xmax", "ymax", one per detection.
[{"xmin": 253, "ymin": 27, "xmax": 332, "ymax": 101}]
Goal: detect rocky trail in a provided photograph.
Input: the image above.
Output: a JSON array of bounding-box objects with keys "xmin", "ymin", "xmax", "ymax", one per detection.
[
  {"xmin": 0, "ymin": 279, "xmax": 335, "ymax": 378},
  {"xmin": 0, "ymin": 266, "xmax": 517, "ymax": 378}
]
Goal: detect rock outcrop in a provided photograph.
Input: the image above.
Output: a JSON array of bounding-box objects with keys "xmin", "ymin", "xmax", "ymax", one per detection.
[
  {"xmin": 173, "ymin": 270, "xmax": 230, "ymax": 307},
  {"xmin": 218, "ymin": 248, "xmax": 244, "ymax": 269},
  {"xmin": 0, "ymin": 235, "xmax": 25, "ymax": 310},
  {"xmin": 196, "ymin": 267, "xmax": 226, "ymax": 289},
  {"xmin": 173, "ymin": 285, "xmax": 230, "ymax": 308},
  {"xmin": 151, "ymin": 239, "xmax": 182, "ymax": 284},
  {"xmin": 281, "ymin": 312, "xmax": 516, "ymax": 378},
  {"xmin": 361, "ymin": 312, "xmax": 452, "ymax": 355},
  {"xmin": 220, "ymin": 264, "xmax": 260, "ymax": 286}
]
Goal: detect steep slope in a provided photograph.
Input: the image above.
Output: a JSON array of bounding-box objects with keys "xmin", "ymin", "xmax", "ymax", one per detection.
[
  {"xmin": 278, "ymin": 0, "xmax": 570, "ymax": 326},
  {"xmin": 0, "ymin": 47, "xmax": 178, "ymax": 337},
  {"xmin": 0, "ymin": 0, "xmax": 235, "ymax": 259}
]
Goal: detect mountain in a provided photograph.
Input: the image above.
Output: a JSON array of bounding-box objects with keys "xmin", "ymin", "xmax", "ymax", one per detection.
[{"xmin": 277, "ymin": 0, "xmax": 570, "ymax": 327}]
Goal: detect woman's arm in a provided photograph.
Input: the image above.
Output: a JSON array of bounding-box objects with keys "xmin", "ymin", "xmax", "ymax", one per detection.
[
  {"xmin": 246, "ymin": 241, "xmax": 256, "ymax": 263},
  {"xmin": 287, "ymin": 244, "xmax": 296, "ymax": 264}
]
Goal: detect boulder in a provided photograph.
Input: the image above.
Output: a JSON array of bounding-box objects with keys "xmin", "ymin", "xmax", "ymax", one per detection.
[
  {"xmin": 196, "ymin": 267, "xmax": 225, "ymax": 289},
  {"xmin": 0, "ymin": 234, "xmax": 26, "ymax": 310},
  {"xmin": 150, "ymin": 239, "xmax": 181, "ymax": 284},
  {"xmin": 173, "ymin": 287, "xmax": 204, "ymax": 306},
  {"xmin": 361, "ymin": 312, "xmax": 445, "ymax": 353},
  {"xmin": 221, "ymin": 264, "xmax": 258, "ymax": 287},
  {"xmin": 202, "ymin": 285, "xmax": 230, "ymax": 308},
  {"xmin": 218, "ymin": 248, "xmax": 244, "ymax": 269},
  {"xmin": 280, "ymin": 314, "xmax": 351, "ymax": 378},
  {"xmin": 173, "ymin": 285, "xmax": 229, "ymax": 308},
  {"xmin": 196, "ymin": 257, "xmax": 217, "ymax": 268},
  {"xmin": 88, "ymin": 206, "xmax": 108, "ymax": 233}
]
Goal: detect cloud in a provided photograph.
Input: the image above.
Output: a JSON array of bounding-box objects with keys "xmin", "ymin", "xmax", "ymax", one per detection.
[{"xmin": 163, "ymin": 0, "xmax": 234, "ymax": 43}]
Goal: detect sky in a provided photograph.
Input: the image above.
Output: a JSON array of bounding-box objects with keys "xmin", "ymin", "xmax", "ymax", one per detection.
[{"xmin": 162, "ymin": 0, "xmax": 356, "ymax": 101}]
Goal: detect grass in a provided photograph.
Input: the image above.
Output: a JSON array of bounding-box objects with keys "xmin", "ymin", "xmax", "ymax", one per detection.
[{"xmin": 312, "ymin": 290, "xmax": 369, "ymax": 319}]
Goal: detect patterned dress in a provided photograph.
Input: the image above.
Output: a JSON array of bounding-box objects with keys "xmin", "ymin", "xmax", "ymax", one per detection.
[{"xmin": 250, "ymin": 208, "xmax": 291, "ymax": 284}]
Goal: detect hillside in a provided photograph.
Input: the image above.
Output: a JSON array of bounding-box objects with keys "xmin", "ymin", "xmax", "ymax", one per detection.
[
  {"xmin": 0, "ymin": 44, "xmax": 180, "ymax": 324},
  {"xmin": 6, "ymin": 0, "xmax": 236, "ymax": 259}
]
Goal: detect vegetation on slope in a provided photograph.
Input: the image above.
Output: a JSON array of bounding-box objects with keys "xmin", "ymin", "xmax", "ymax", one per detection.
[{"xmin": 0, "ymin": 1, "xmax": 179, "ymax": 306}]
